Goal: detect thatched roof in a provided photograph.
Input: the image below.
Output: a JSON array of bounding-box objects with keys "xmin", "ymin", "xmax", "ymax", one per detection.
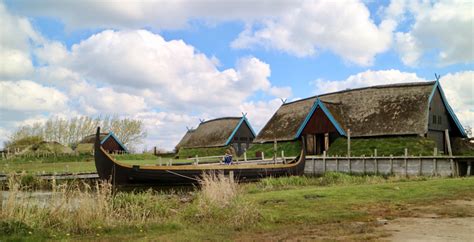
[
  {"xmin": 255, "ymin": 81, "xmax": 441, "ymax": 143},
  {"xmin": 175, "ymin": 129, "xmax": 195, "ymax": 151},
  {"xmin": 178, "ymin": 117, "xmax": 252, "ymax": 148}
]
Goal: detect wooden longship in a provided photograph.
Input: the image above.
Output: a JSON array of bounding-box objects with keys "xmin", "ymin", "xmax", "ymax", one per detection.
[{"xmin": 94, "ymin": 127, "xmax": 306, "ymax": 186}]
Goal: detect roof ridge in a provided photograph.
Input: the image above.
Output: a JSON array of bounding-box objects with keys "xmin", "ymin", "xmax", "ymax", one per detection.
[
  {"xmin": 199, "ymin": 116, "xmax": 242, "ymax": 124},
  {"xmin": 283, "ymin": 81, "xmax": 436, "ymax": 106}
]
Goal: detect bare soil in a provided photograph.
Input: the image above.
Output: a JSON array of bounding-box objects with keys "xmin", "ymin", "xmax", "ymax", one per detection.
[{"xmin": 383, "ymin": 200, "xmax": 474, "ymax": 241}]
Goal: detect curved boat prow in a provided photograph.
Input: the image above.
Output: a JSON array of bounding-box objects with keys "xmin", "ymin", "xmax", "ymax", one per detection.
[{"xmin": 94, "ymin": 127, "xmax": 113, "ymax": 180}]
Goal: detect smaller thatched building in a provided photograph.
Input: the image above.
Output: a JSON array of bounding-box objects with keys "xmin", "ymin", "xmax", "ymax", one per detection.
[
  {"xmin": 177, "ymin": 116, "xmax": 256, "ymax": 158},
  {"xmin": 76, "ymin": 132, "xmax": 128, "ymax": 154}
]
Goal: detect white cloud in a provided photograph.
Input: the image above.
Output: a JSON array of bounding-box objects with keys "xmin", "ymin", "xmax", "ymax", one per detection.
[
  {"xmin": 394, "ymin": 0, "xmax": 474, "ymax": 66},
  {"xmin": 232, "ymin": 0, "xmax": 395, "ymax": 66},
  {"xmin": 0, "ymin": 80, "xmax": 68, "ymax": 111},
  {"xmin": 0, "ymin": 2, "xmax": 41, "ymax": 79},
  {"xmin": 62, "ymin": 29, "xmax": 289, "ymax": 111},
  {"xmin": 312, "ymin": 69, "xmax": 426, "ymax": 94},
  {"xmin": 239, "ymin": 99, "xmax": 282, "ymax": 132},
  {"xmin": 13, "ymin": 0, "xmax": 298, "ymax": 30},
  {"xmin": 439, "ymin": 71, "xmax": 474, "ymax": 132}
]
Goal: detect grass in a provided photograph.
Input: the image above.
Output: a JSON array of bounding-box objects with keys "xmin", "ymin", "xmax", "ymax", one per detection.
[
  {"xmin": 327, "ymin": 137, "xmax": 437, "ymax": 156},
  {"xmin": 245, "ymin": 141, "xmax": 302, "ymax": 159},
  {"xmin": 1, "ymin": 173, "xmax": 473, "ymax": 241},
  {"xmin": 177, "ymin": 146, "xmax": 229, "ymax": 159}
]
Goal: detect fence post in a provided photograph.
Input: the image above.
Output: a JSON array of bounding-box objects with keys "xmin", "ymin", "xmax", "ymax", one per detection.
[
  {"xmin": 262, "ymin": 152, "xmax": 265, "ymax": 161},
  {"xmin": 281, "ymin": 150, "xmax": 285, "ymax": 163},
  {"xmin": 433, "ymin": 147, "xmax": 438, "ymax": 176},
  {"xmin": 195, "ymin": 155, "xmax": 199, "ymax": 165},
  {"xmin": 244, "ymin": 151, "xmax": 247, "ymax": 162},
  {"xmin": 229, "ymin": 171, "xmax": 234, "ymax": 183},
  {"xmin": 347, "ymin": 129, "xmax": 351, "ymax": 157},
  {"xmin": 467, "ymin": 162, "xmax": 472, "ymax": 177},
  {"xmin": 374, "ymin": 149, "xmax": 378, "ymax": 175},
  {"xmin": 404, "ymin": 148, "xmax": 408, "ymax": 177},
  {"xmin": 419, "ymin": 155, "xmax": 422, "ymax": 176},
  {"xmin": 388, "ymin": 154, "xmax": 392, "ymax": 175},
  {"xmin": 363, "ymin": 155, "xmax": 366, "ymax": 174},
  {"xmin": 323, "ymin": 151, "xmax": 326, "ymax": 174},
  {"xmin": 159, "ymin": 157, "xmax": 162, "ymax": 166}
]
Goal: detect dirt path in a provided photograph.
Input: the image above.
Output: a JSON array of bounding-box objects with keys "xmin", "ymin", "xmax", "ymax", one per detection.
[{"xmin": 383, "ymin": 200, "xmax": 474, "ymax": 241}]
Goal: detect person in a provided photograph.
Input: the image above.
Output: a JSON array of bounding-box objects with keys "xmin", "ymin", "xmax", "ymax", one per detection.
[{"xmin": 223, "ymin": 149, "xmax": 233, "ymax": 165}]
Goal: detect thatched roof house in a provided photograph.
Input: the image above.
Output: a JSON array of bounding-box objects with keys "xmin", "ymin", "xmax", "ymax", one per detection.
[
  {"xmin": 177, "ymin": 116, "xmax": 256, "ymax": 156},
  {"xmin": 255, "ymin": 81, "xmax": 466, "ymax": 155},
  {"xmin": 76, "ymin": 132, "xmax": 128, "ymax": 154}
]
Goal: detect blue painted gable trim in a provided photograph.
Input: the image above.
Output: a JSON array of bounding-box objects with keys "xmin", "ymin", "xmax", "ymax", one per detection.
[
  {"xmin": 294, "ymin": 98, "xmax": 346, "ymax": 139},
  {"xmin": 430, "ymin": 82, "xmax": 467, "ymax": 137},
  {"xmin": 100, "ymin": 132, "xmax": 129, "ymax": 153},
  {"xmin": 225, "ymin": 117, "xmax": 256, "ymax": 146}
]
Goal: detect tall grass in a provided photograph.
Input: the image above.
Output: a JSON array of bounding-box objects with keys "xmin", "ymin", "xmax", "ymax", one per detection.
[
  {"xmin": 183, "ymin": 172, "xmax": 260, "ymax": 229},
  {"xmin": 1, "ymin": 172, "xmax": 260, "ymax": 238}
]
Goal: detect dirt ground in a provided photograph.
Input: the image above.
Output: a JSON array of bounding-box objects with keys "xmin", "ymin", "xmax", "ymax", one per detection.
[{"xmin": 383, "ymin": 200, "xmax": 474, "ymax": 241}]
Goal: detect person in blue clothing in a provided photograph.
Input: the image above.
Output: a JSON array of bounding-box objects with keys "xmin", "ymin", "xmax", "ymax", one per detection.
[{"xmin": 223, "ymin": 149, "xmax": 233, "ymax": 165}]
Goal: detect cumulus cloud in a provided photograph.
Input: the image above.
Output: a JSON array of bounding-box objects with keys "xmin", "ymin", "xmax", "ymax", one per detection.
[
  {"xmin": 232, "ymin": 0, "xmax": 395, "ymax": 66},
  {"xmin": 0, "ymin": 2, "xmax": 41, "ymax": 79},
  {"xmin": 312, "ymin": 70, "xmax": 474, "ymax": 134},
  {"xmin": 393, "ymin": 0, "xmax": 473, "ymax": 66},
  {"xmin": 12, "ymin": 0, "xmax": 298, "ymax": 30},
  {"xmin": 0, "ymin": 80, "xmax": 68, "ymax": 111},
  {"xmin": 60, "ymin": 29, "xmax": 289, "ymax": 111}
]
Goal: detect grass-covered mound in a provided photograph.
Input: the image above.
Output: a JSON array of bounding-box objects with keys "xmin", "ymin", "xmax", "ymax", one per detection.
[
  {"xmin": 178, "ymin": 146, "xmax": 228, "ymax": 159},
  {"xmin": 246, "ymin": 141, "xmax": 302, "ymax": 159},
  {"xmin": 452, "ymin": 138, "xmax": 474, "ymax": 156},
  {"xmin": 327, "ymin": 137, "xmax": 436, "ymax": 156}
]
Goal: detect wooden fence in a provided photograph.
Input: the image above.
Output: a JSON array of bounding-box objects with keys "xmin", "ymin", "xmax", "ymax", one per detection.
[{"xmin": 304, "ymin": 154, "xmax": 474, "ymax": 177}]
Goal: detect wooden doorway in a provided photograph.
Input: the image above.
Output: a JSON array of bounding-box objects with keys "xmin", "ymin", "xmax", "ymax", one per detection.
[{"xmin": 305, "ymin": 133, "xmax": 329, "ymax": 155}]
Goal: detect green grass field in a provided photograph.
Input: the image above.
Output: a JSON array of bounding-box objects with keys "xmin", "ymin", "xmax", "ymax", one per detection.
[{"xmin": 2, "ymin": 174, "xmax": 473, "ymax": 241}]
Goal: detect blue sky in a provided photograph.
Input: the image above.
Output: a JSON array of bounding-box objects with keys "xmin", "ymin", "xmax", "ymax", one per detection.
[{"xmin": 0, "ymin": 0, "xmax": 472, "ymax": 150}]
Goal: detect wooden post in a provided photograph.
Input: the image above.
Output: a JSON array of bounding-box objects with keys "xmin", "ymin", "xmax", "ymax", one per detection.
[
  {"xmin": 390, "ymin": 154, "xmax": 393, "ymax": 175},
  {"xmin": 348, "ymin": 157, "xmax": 352, "ymax": 174},
  {"xmin": 445, "ymin": 129, "xmax": 455, "ymax": 177},
  {"xmin": 195, "ymin": 155, "xmax": 199, "ymax": 165},
  {"xmin": 374, "ymin": 149, "xmax": 378, "ymax": 175},
  {"xmin": 347, "ymin": 129, "xmax": 351, "ymax": 157},
  {"xmin": 244, "ymin": 151, "xmax": 247, "ymax": 162},
  {"xmin": 262, "ymin": 152, "xmax": 265, "ymax": 161},
  {"xmin": 323, "ymin": 151, "xmax": 326, "ymax": 173},
  {"xmin": 159, "ymin": 157, "xmax": 162, "ymax": 166},
  {"xmin": 419, "ymin": 155, "xmax": 423, "ymax": 176},
  {"xmin": 404, "ymin": 148, "xmax": 408, "ymax": 177},
  {"xmin": 363, "ymin": 155, "xmax": 366, "ymax": 174},
  {"xmin": 229, "ymin": 171, "xmax": 234, "ymax": 183},
  {"xmin": 433, "ymin": 147, "xmax": 438, "ymax": 176},
  {"xmin": 153, "ymin": 146, "xmax": 157, "ymax": 156},
  {"xmin": 324, "ymin": 133, "xmax": 329, "ymax": 151},
  {"xmin": 467, "ymin": 162, "xmax": 472, "ymax": 176},
  {"xmin": 281, "ymin": 150, "xmax": 285, "ymax": 162}
]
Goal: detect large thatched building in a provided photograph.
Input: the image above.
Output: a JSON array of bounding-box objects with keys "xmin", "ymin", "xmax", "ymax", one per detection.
[
  {"xmin": 254, "ymin": 81, "xmax": 466, "ymax": 155},
  {"xmin": 176, "ymin": 116, "xmax": 256, "ymax": 157},
  {"xmin": 76, "ymin": 132, "xmax": 128, "ymax": 154}
]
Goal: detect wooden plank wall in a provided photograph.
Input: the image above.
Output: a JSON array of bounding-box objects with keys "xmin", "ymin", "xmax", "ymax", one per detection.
[{"xmin": 304, "ymin": 156, "xmax": 473, "ymax": 177}]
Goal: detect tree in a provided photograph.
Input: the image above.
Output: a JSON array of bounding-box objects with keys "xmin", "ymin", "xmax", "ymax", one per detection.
[{"xmin": 6, "ymin": 115, "xmax": 147, "ymax": 149}]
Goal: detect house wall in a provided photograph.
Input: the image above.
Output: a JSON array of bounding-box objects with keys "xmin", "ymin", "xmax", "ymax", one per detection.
[
  {"xmin": 102, "ymin": 137, "xmax": 125, "ymax": 153},
  {"xmin": 428, "ymin": 89, "xmax": 453, "ymax": 153},
  {"xmin": 231, "ymin": 121, "xmax": 255, "ymax": 155},
  {"xmin": 301, "ymin": 108, "xmax": 340, "ymax": 155}
]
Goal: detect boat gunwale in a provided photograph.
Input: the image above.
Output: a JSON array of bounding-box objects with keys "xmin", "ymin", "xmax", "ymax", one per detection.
[{"xmin": 100, "ymin": 147, "xmax": 304, "ymax": 171}]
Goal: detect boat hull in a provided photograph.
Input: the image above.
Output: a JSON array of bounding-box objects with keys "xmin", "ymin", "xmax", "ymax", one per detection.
[{"xmin": 94, "ymin": 127, "xmax": 306, "ymax": 186}]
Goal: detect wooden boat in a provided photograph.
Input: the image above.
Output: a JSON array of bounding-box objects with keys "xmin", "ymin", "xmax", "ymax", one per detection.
[{"xmin": 94, "ymin": 127, "xmax": 306, "ymax": 186}]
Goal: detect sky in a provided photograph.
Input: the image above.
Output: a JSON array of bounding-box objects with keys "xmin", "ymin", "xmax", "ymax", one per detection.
[{"xmin": 0, "ymin": 0, "xmax": 472, "ymax": 151}]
